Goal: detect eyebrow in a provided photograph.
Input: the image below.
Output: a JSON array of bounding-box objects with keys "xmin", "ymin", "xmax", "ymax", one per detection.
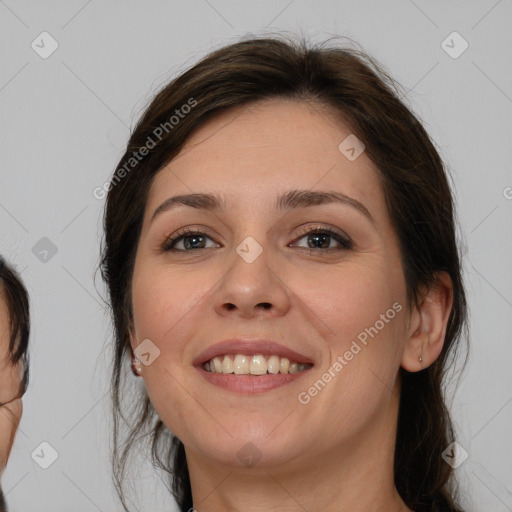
[{"xmin": 150, "ymin": 189, "xmax": 376, "ymax": 226}]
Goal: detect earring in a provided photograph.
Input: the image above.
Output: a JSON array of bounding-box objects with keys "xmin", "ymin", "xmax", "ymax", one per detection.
[
  {"xmin": 131, "ymin": 356, "xmax": 142, "ymax": 377},
  {"xmin": 419, "ymin": 355, "xmax": 423, "ymax": 363}
]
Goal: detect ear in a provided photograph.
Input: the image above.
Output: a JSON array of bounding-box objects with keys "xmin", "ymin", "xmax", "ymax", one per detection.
[{"xmin": 401, "ymin": 272, "xmax": 454, "ymax": 372}]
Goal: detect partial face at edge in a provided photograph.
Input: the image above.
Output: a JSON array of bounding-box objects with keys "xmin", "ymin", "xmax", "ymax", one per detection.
[
  {"xmin": 128, "ymin": 99, "xmax": 411, "ymax": 468},
  {"xmin": 0, "ymin": 288, "xmax": 24, "ymax": 473}
]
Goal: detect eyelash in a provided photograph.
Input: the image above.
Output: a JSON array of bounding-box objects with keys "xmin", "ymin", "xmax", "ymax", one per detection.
[{"xmin": 161, "ymin": 224, "xmax": 353, "ymax": 254}]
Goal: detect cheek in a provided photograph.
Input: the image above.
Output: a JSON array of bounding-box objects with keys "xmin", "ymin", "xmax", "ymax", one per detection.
[
  {"xmin": 0, "ymin": 402, "xmax": 21, "ymax": 469},
  {"xmin": 298, "ymin": 262, "xmax": 405, "ymax": 403},
  {"xmin": 295, "ymin": 269, "xmax": 404, "ymax": 437},
  {"xmin": 131, "ymin": 265, "xmax": 208, "ymax": 353},
  {"xmin": 300, "ymin": 261, "xmax": 401, "ymax": 346},
  {"xmin": 130, "ymin": 265, "xmax": 217, "ymax": 433}
]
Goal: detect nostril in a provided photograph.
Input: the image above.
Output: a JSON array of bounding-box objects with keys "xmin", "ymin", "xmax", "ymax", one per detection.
[{"xmin": 224, "ymin": 302, "xmax": 271, "ymax": 311}]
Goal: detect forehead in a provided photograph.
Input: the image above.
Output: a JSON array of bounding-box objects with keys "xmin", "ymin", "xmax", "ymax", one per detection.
[{"xmin": 145, "ymin": 99, "xmax": 388, "ymax": 226}]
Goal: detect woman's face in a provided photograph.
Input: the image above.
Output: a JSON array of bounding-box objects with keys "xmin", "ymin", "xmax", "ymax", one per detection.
[
  {"xmin": 130, "ymin": 99, "xmax": 411, "ymax": 468},
  {"xmin": 0, "ymin": 291, "xmax": 23, "ymax": 473}
]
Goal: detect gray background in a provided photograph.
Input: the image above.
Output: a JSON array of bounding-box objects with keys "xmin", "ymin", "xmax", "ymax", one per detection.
[{"xmin": 1, "ymin": 1, "xmax": 511, "ymax": 510}]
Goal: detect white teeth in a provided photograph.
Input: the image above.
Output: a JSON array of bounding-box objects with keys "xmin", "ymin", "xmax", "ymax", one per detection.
[
  {"xmin": 249, "ymin": 355, "xmax": 267, "ymax": 375},
  {"xmin": 233, "ymin": 354, "xmax": 249, "ymax": 374},
  {"xmin": 203, "ymin": 354, "xmax": 311, "ymax": 375},
  {"xmin": 222, "ymin": 355, "xmax": 234, "ymax": 374},
  {"xmin": 267, "ymin": 355, "xmax": 280, "ymax": 374},
  {"xmin": 211, "ymin": 356, "xmax": 223, "ymax": 373}
]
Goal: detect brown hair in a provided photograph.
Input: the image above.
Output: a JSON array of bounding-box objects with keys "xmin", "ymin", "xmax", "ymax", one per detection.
[
  {"xmin": 99, "ymin": 34, "xmax": 469, "ymax": 512},
  {"xmin": 0, "ymin": 255, "xmax": 30, "ymax": 403}
]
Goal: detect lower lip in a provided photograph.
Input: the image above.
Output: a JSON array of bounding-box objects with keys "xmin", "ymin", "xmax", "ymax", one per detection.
[{"xmin": 195, "ymin": 366, "xmax": 312, "ymax": 393}]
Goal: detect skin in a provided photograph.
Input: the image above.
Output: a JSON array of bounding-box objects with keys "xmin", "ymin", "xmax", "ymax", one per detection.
[
  {"xmin": 0, "ymin": 286, "xmax": 23, "ymax": 475},
  {"xmin": 129, "ymin": 99, "xmax": 453, "ymax": 512}
]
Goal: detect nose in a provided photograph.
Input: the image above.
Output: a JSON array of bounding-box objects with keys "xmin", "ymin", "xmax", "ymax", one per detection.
[{"xmin": 213, "ymin": 245, "xmax": 291, "ymax": 319}]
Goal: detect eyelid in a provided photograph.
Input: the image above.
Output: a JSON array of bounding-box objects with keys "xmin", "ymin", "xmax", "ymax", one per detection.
[
  {"xmin": 293, "ymin": 223, "xmax": 351, "ymax": 243},
  {"xmin": 161, "ymin": 223, "xmax": 353, "ymax": 252},
  {"xmin": 161, "ymin": 225, "xmax": 218, "ymax": 251}
]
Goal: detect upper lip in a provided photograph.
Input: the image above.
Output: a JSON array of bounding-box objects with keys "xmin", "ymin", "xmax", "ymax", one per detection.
[{"xmin": 192, "ymin": 338, "xmax": 315, "ymax": 367}]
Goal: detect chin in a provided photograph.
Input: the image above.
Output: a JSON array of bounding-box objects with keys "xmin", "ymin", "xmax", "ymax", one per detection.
[{"xmin": 186, "ymin": 429, "xmax": 305, "ymax": 470}]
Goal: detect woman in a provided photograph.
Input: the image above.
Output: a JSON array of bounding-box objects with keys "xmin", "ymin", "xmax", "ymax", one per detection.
[
  {"xmin": 0, "ymin": 256, "xmax": 30, "ymax": 512},
  {"xmin": 100, "ymin": 35, "xmax": 469, "ymax": 511}
]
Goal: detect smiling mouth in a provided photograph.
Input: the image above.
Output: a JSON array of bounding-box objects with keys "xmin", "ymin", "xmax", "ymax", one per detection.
[{"xmin": 203, "ymin": 354, "xmax": 313, "ymax": 375}]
